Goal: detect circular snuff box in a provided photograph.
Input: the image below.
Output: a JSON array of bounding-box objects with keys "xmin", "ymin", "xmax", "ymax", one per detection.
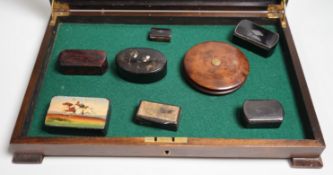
[{"xmin": 183, "ymin": 41, "xmax": 249, "ymax": 95}]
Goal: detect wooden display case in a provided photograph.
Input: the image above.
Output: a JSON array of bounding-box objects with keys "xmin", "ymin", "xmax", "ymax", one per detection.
[{"xmin": 10, "ymin": 0, "xmax": 325, "ymax": 168}]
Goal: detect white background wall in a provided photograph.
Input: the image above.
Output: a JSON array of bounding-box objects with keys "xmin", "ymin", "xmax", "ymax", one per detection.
[{"xmin": 0, "ymin": 0, "xmax": 332, "ymax": 174}]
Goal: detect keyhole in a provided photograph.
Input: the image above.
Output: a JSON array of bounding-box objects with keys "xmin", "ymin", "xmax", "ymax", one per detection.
[{"xmin": 164, "ymin": 150, "xmax": 170, "ymax": 155}]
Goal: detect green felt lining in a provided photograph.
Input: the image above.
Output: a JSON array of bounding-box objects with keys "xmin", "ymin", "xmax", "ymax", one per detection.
[{"xmin": 27, "ymin": 22, "xmax": 309, "ymax": 139}]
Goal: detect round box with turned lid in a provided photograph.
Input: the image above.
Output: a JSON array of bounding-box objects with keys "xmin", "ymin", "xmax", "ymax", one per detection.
[
  {"xmin": 116, "ymin": 48, "xmax": 167, "ymax": 83},
  {"xmin": 183, "ymin": 41, "xmax": 250, "ymax": 95}
]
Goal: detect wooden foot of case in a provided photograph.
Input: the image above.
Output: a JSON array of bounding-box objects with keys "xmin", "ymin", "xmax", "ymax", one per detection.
[
  {"xmin": 291, "ymin": 157, "xmax": 323, "ymax": 168},
  {"xmin": 13, "ymin": 153, "xmax": 44, "ymax": 164}
]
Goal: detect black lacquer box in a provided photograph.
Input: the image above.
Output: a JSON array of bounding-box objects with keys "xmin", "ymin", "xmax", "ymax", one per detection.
[
  {"xmin": 233, "ymin": 19, "xmax": 280, "ymax": 57},
  {"xmin": 9, "ymin": 0, "xmax": 325, "ymax": 168}
]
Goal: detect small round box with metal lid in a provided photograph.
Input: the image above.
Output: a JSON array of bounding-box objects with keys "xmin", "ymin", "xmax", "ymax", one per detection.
[{"xmin": 116, "ymin": 48, "xmax": 167, "ymax": 83}]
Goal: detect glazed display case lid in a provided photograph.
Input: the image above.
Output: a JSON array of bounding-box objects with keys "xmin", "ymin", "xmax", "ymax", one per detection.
[{"xmin": 52, "ymin": 0, "xmax": 288, "ymax": 10}]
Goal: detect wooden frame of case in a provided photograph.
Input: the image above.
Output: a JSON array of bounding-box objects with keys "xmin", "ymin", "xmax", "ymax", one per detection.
[{"xmin": 10, "ymin": 0, "xmax": 325, "ymax": 168}]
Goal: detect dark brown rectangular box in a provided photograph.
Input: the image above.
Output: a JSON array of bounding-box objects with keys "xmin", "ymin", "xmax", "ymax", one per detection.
[
  {"xmin": 58, "ymin": 50, "xmax": 108, "ymax": 75},
  {"xmin": 9, "ymin": 0, "xmax": 325, "ymax": 168}
]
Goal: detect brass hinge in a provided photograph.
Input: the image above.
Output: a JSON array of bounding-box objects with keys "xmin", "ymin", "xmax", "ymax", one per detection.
[
  {"xmin": 145, "ymin": 137, "xmax": 188, "ymax": 143},
  {"xmin": 267, "ymin": 0, "xmax": 287, "ymax": 28},
  {"xmin": 50, "ymin": 0, "xmax": 70, "ymax": 26}
]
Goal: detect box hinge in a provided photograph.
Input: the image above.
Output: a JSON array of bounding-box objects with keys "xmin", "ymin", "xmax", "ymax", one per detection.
[
  {"xmin": 267, "ymin": 0, "xmax": 287, "ymax": 28},
  {"xmin": 50, "ymin": 0, "xmax": 70, "ymax": 26},
  {"xmin": 145, "ymin": 137, "xmax": 188, "ymax": 144}
]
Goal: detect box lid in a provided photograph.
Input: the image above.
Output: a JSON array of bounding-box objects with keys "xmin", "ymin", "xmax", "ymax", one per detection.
[
  {"xmin": 50, "ymin": 0, "xmax": 288, "ymax": 28},
  {"xmin": 53, "ymin": 0, "xmax": 287, "ymax": 10}
]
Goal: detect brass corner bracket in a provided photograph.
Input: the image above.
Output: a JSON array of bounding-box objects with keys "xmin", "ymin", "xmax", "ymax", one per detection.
[
  {"xmin": 50, "ymin": 0, "xmax": 70, "ymax": 26},
  {"xmin": 267, "ymin": 0, "xmax": 287, "ymax": 28}
]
